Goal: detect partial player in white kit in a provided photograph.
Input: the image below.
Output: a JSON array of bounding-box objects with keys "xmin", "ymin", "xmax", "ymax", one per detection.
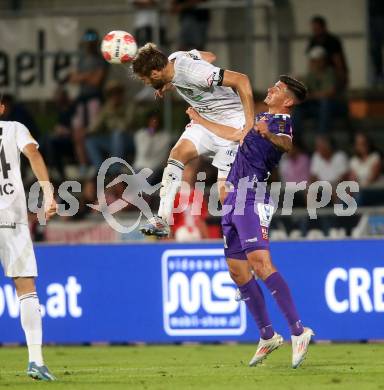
[
  {"xmin": 132, "ymin": 43, "xmax": 254, "ymax": 236},
  {"xmin": 0, "ymin": 103, "xmax": 57, "ymax": 381}
]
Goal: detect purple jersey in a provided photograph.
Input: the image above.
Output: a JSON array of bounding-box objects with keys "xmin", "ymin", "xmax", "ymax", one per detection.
[{"xmin": 227, "ymin": 112, "xmax": 292, "ymax": 188}]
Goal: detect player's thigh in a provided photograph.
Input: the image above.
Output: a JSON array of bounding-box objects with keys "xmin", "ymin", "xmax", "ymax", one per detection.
[
  {"xmin": 0, "ymin": 224, "xmax": 38, "ymax": 281},
  {"xmin": 177, "ymin": 122, "xmax": 215, "ymax": 160},
  {"xmin": 222, "ymin": 211, "xmax": 251, "ymax": 285},
  {"xmin": 246, "ymin": 249, "xmax": 276, "ymax": 281},
  {"xmin": 170, "ymin": 138, "xmax": 199, "ymax": 165},
  {"xmin": 212, "ymin": 141, "xmax": 239, "ymax": 180},
  {"xmin": 232, "ymin": 199, "xmax": 275, "ymax": 280},
  {"xmin": 217, "ymin": 178, "xmax": 234, "ymax": 205}
]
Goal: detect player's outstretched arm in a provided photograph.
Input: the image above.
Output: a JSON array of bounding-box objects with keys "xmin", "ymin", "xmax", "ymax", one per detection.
[
  {"xmin": 23, "ymin": 144, "xmax": 57, "ymax": 220},
  {"xmin": 221, "ymin": 70, "xmax": 255, "ymax": 131},
  {"xmin": 186, "ymin": 107, "xmax": 243, "ymax": 141}
]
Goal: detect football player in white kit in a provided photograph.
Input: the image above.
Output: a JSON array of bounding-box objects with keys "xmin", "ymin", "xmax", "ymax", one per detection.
[
  {"xmin": 0, "ymin": 103, "xmax": 57, "ymax": 380},
  {"xmin": 132, "ymin": 43, "xmax": 254, "ymax": 237}
]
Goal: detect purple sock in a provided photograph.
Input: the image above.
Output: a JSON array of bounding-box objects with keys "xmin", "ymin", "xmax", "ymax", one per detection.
[
  {"xmin": 264, "ymin": 272, "xmax": 304, "ymax": 336},
  {"xmin": 239, "ymin": 278, "xmax": 274, "ymax": 339}
]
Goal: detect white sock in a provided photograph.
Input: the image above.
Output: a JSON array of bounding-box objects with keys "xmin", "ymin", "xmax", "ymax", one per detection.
[
  {"xmin": 158, "ymin": 159, "xmax": 184, "ymax": 224},
  {"xmin": 19, "ymin": 292, "xmax": 44, "ymax": 366}
]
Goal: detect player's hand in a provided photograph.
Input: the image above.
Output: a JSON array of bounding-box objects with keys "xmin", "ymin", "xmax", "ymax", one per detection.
[
  {"xmin": 155, "ymin": 83, "xmax": 174, "ymax": 99},
  {"xmin": 255, "ymin": 121, "xmax": 271, "ymax": 140},
  {"xmin": 45, "ymin": 198, "xmax": 58, "ymax": 221},
  {"xmin": 186, "ymin": 107, "xmax": 202, "ymax": 123},
  {"xmin": 41, "ymin": 182, "xmax": 57, "ymax": 221},
  {"xmin": 239, "ymin": 129, "xmax": 248, "ymax": 145}
]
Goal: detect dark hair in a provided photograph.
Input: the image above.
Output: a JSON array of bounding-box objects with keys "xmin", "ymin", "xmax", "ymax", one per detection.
[
  {"xmin": 311, "ymin": 15, "xmax": 327, "ymax": 28},
  {"xmin": 354, "ymin": 132, "xmax": 374, "ymax": 154},
  {"xmin": 132, "ymin": 43, "xmax": 168, "ymax": 77},
  {"xmin": 279, "ymin": 75, "xmax": 307, "ymax": 103},
  {"xmin": 82, "ymin": 28, "xmax": 99, "ymax": 42}
]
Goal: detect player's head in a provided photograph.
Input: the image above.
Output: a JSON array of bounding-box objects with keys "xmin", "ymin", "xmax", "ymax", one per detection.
[
  {"xmin": 146, "ymin": 110, "xmax": 162, "ymax": 131},
  {"xmin": 80, "ymin": 28, "xmax": 100, "ymax": 55},
  {"xmin": 264, "ymin": 75, "xmax": 307, "ymax": 110},
  {"xmin": 132, "ymin": 43, "xmax": 170, "ymax": 90},
  {"xmin": 311, "ymin": 15, "xmax": 327, "ymax": 37},
  {"xmin": 315, "ymin": 135, "xmax": 334, "ymax": 158}
]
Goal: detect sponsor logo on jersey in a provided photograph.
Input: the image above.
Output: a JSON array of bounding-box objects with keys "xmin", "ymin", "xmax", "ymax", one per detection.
[
  {"xmin": 261, "ymin": 227, "xmax": 268, "ymax": 240},
  {"xmin": 226, "ymin": 148, "xmax": 237, "ymax": 157},
  {"xmin": 278, "ymin": 121, "xmax": 286, "ymax": 133},
  {"xmin": 0, "ymin": 222, "xmax": 16, "ymax": 229},
  {"xmin": 187, "ymin": 52, "xmax": 200, "ymax": 60},
  {"xmin": 207, "ymin": 70, "xmax": 223, "ymax": 87},
  {"xmin": 162, "ymin": 249, "xmax": 246, "ymax": 336},
  {"xmin": 245, "ymin": 236, "xmax": 258, "ymax": 243}
]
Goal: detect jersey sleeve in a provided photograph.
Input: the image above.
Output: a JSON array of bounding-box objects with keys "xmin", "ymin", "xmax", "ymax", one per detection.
[
  {"xmin": 175, "ymin": 56, "xmax": 224, "ymax": 90},
  {"xmin": 168, "ymin": 49, "xmax": 202, "ymax": 62},
  {"xmin": 15, "ymin": 122, "xmax": 38, "ymax": 151}
]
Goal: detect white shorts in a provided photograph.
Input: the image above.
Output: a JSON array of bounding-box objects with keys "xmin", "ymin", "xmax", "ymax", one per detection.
[
  {"xmin": 0, "ymin": 224, "xmax": 37, "ymax": 278},
  {"xmin": 180, "ymin": 119, "xmax": 243, "ymax": 179}
]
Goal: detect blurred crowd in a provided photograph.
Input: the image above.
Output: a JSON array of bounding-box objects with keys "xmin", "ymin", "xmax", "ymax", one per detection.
[{"xmin": 2, "ymin": 4, "xmax": 384, "ymax": 240}]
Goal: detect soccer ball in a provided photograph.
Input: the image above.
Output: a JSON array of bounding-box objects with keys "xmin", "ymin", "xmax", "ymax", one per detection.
[{"xmin": 101, "ymin": 31, "xmax": 137, "ymax": 64}]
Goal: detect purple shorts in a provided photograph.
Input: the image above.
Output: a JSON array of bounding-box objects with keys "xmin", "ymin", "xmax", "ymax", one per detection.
[{"xmin": 222, "ymin": 190, "xmax": 274, "ymax": 260}]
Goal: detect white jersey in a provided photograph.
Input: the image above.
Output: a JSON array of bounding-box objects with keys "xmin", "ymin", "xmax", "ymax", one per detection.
[
  {"xmin": 0, "ymin": 121, "xmax": 38, "ymax": 225},
  {"xmin": 169, "ymin": 50, "xmax": 245, "ymax": 126}
]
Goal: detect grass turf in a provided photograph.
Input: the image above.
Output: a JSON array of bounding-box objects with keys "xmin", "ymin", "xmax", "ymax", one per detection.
[{"xmin": 0, "ymin": 344, "xmax": 383, "ymax": 390}]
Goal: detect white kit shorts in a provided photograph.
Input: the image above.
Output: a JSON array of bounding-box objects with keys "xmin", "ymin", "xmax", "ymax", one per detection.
[{"xmin": 0, "ymin": 223, "xmax": 37, "ymax": 278}]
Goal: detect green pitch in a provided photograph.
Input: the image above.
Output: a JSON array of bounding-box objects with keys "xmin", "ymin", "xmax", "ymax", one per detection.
[{"xmin": 0, "ymin": 344, "xmax": 384, "ymax": 390}]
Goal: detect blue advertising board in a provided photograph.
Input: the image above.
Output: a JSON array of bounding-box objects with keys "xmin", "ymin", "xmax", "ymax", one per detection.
[{"xmin": 1, "ymin": 240, "xmax": 384, "ymax": 343}]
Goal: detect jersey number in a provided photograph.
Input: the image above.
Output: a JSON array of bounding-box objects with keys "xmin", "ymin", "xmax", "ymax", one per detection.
[{"xmin": 0, "ymin": 132, "xmax": 11, "ymax": 180}]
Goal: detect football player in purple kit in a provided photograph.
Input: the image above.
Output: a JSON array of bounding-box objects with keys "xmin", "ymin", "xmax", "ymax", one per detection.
[{"xmin": 186, "ymin": 75, "xmax": 314, "ymax": 369}]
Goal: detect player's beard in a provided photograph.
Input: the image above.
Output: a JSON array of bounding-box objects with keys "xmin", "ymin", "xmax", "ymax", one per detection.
[{"xmin": 152, "ymin": 79, "xmax": 167, "ymax": 90}]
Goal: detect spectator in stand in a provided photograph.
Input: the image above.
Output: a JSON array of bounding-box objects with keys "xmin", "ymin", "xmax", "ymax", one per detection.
[
  {"xmin": 171, "ymin": 0, "xmax": 211, "ymax": 50},
  {"xmin": 350, "ymin": 133, "xmax": 382, "ymax": 189},
  {"xmin": 293, "ymin": 46, "xmax": 347, "ymax": 134},
  {"xmin": 171, "ymin": 159, "xmax": 209, "ymax": 242},
  {"xmin": 279, "ymin": 139, "xmax": 310, "ymax": 207},
  {"xmin": 133, "ymin": 0, "xmax": 166, "ymax": 47},
  {"xmin": 41, "ymin": 87, "xmax": 74, "ymax": 181},
  {"xmin": 1, "ymin": 94, "xmax": 40, "ymax": 140},
  {"xmin": 85, "ymin": 81, "xmax": 134, "ymax": 175},
  {"xmin": 307, "ymin": 15, "xmax": 349, "ymax": 91},
  {"xmin": 310, "ymin": 135, "xmax": 349, "ymax": 203},
  {"xmin": 133, "ymin": 110, "xmax": 171, "ymax": 185},
  {"xmin": 69, "ymin": 28, "xmax": 108, "ymax": 177}
]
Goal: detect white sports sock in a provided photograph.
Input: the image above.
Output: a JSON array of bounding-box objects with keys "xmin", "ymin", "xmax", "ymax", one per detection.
[
  {"xmin": 19, "ymin": 292, "xmax": 44, "ymax": 366},
  {"xmin": 158, "ymin": 159, "xmax": 184, "ymax": 223}
]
